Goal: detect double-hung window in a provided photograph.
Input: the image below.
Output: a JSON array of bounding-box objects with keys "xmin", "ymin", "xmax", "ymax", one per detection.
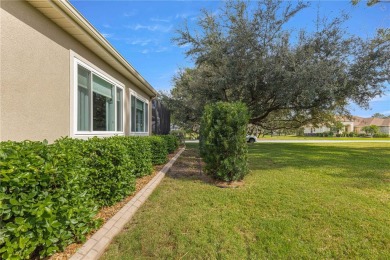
[
  {"xmin": 131, "ymin": 95, "xmax": 148, "ymax": 133},
  {"xmin": 76, "ymin": 62, "xmax": 123, "ymax": 134}
]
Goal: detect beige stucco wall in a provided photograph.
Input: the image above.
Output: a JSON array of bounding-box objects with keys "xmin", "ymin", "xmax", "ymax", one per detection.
[
  {"xmin": 380, "ymin": 126, "xmax": 390, "ymax": 134},
  {"xmin": 303, "ymin": 125, "xmax": 331, "ymax": 134},
  {"xmin": 0, "ymin": 0, "xmax": 2, "ymax": 141},
  {"xmin": 1, "ymin": 0, "xmax": 70, "ymax": 142},
  {"xmin": 1, "ymin": 0, "xmax": 152, "ymax": 142}
]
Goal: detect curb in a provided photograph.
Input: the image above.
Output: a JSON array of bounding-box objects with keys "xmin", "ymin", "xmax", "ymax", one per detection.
[{"xmin": 70, "ymin": 147, "xmax": 185, "ymax": 260}]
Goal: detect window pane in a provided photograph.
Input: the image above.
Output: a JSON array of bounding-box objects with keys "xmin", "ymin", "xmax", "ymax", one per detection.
[
  {"xmin": 131, "ymin": 95, "xmax": 136, "ymax": 132},
  {"xmin": 92, "ymin": 75, "xmax": 114, "ymax": 131},
  {"xmin": 136, "ymin": 99, "xmax": 144, "ymax": 132},
  {"xmin": 145, "ymin": 103, "xmax": 148, "ymax": 133},
  {"xmin": 136, "ymin": 99, "xmax": 144, "ymax": 110},
  {"xmin": 117, "ymin": 88, "xmax": 123, "ymax": 132},
  {"xmin": 77, "ymin": 65, "xmax": 90, "ymax": 131},
  {"xmin": 93, "ymin": 75, "xmax": 113, "ymax": 98}
]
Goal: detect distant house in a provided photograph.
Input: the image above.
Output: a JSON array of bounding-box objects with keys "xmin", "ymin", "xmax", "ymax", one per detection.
[
  {"xmin": 353, "ymin": 117, "xmax": 390, "ymax": 134},
  {"xmin": 303, "ymin": 116, "xmax": 390, "ymax": 135},
  {"xmin": 1, "ymin": 0, "xmax": 157, "ymax": 142}
]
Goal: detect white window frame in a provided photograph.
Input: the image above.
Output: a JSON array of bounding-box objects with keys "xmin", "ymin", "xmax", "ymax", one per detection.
[
  {"xmin": 73, "ymin": 58, "xmax": 125, "ymax": 137},
  {"xmin": 130, "ymin": 90, "xmax": 149, "ymax": 134}
]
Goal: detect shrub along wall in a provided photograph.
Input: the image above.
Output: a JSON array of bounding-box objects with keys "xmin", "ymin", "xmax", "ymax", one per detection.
[
  {"xmin": 59, "ymin": 137, "xmax": 137, "ymax": 207},
  {"xmin": 200, "ymin": 102, "xmax": 249, "ymax": 182},
  {"xmin": 145, "ymin": 136, "xmax": 168, "ymax": 165},
  {"xmin": 0, "ymin": 135, "xmax": 178, "ymax": 259},
  {"xmin": 121, "ymin": 137, "xmax": 153, "ymax": 177},
  {"xmin": 160, "ymin": 134, "xmax": 180, "ymax": 154},
  {"xmin": 170, "ymin": 130, "xmax": 186, "ymax": 145},
  {"xmin": 0, "ymin": 140, "xmax": 100, "ymax": 259}
]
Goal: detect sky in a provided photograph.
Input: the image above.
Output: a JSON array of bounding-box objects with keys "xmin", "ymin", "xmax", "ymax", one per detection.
[{"xmin": 70, "ymin": 0, "xmax": 390, "ymax": 117}]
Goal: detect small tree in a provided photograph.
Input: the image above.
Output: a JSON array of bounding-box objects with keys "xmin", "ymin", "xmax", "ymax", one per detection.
[
  {"xmin": 332, "ymin": 121, "xmax": 345, "ymax": 133},
  {"xmin": 362, "ymin": 125, "xmax": 380, "ymax": 135},
  {"xmin": 200, "ymin": 102, "xmax": 249, "ymax": 182}
]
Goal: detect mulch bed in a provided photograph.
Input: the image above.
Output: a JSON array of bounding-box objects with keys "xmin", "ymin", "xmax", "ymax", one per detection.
[
  {"xmin": 50, "ymin": 147, "xmax": 242, "ymax": 259},
  {"xmin": 49, "ymin": 152, "xmax": 178, "ymax": 260},
  {"xmin": 166, "ymin": 148, "xmax": 244, "ymax": 188}
]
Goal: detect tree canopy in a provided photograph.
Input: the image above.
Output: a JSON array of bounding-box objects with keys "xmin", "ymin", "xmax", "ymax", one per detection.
[
  {"xmin": 362, "ymin": 125, "xmax": 380, "ymax": 135},
  {"xmin": 164, "ymin": 0, "xmax": 390, "ymax": 131},
  {"xmin": 351, "ymin": 0, "xmax": 381, "ymax": 6},
  {"xmin": 371, "ymin": 113, "xmax": 390, "ymax": 119}
]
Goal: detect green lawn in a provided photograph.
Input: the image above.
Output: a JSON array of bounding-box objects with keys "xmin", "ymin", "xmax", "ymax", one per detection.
[
  {"xmin": 102, "ymin": 142, "xmax": 390, "ymax": 259},
  {"xmin": 257, "ymin": 135, "xmax": 390, "ymax": 141}
]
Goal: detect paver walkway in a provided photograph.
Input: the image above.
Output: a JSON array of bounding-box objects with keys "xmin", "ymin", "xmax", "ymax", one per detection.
[{"xmin": 70, "ymin": 147, "xmax": 185, "ymax": 260}]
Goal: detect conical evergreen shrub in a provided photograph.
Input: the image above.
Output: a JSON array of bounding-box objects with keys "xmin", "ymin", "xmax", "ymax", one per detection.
[{"xmin": 199, "ymin": 102, "xmax": 249, "ymax": 181}]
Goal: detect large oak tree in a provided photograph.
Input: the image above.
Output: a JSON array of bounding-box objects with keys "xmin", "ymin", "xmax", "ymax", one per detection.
[{"xmin": 164, "ymin": 0, "xmax": 389, "ymax": 131}]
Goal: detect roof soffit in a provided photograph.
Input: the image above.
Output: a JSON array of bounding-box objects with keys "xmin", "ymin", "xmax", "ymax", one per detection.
[{"xmin": 26, "ymin": 0, "xmax": 157, "ymax": 97}]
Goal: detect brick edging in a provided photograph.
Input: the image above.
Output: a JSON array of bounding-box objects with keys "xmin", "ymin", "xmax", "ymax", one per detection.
[{"xmin": 70, "ymin": 147, "xmax": 185, "ymax": 260}]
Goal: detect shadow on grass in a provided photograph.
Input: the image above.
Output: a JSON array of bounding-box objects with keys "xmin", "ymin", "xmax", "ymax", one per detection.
[
  {"xmin": 166, "ymin": 147, "xmax": 214, "ymax": 185},
  {"xmin": 249, "ymin": 143, "xmax": 390, "ymax": 184},
  {"xmin": 168, "ymin": 143, "xmax": 390, "ymax": 189}
]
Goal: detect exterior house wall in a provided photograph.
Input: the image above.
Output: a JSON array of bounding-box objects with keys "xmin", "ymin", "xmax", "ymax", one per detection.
[
  {"xmin": 379, "ymin": 126, "xmax": 390, "ymax": 134},
  {"xmin": 341, "ymin": 121, "xmax": 354, "ymax": 132},
  {"xmin": 303, "ymin": 125, "xmax": 331, "ymax": 134},
  {"xmin": 355, "ymin": 126, "xmax": 389, "ymax": 135},
  {"xmin": 1, "ymin": 1, "xmax": 70, "ymax": 142},
  {"xmin": 305, "ymin": 119, "xmax": 390, "ymax": 135},
  {"xmin": 1, "ymin": 0, "xmax": 152, "ymax": 142},
  {"xmin": 304, "ymin": 120, "xmax": 355, "ymax": 134}
]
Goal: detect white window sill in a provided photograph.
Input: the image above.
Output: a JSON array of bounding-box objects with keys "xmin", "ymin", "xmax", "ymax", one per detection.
[
  {"xmin": 129, "ymin": 132, "xmax": 149, "ymax": 136},
  {"xmin": 73, "ymin": 132, "xmax": 125, "ymax": 139}
]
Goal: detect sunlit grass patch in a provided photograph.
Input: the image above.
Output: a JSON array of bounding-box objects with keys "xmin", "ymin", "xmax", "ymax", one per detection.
[{"xmin": 102, "ymin": 142, "xmax": 390, "ymax": 259}]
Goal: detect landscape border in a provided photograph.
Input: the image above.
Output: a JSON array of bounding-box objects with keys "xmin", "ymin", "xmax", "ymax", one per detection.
[{"xmin": 70, "ymin": 147, "xmax": 185, "ymax": 260}]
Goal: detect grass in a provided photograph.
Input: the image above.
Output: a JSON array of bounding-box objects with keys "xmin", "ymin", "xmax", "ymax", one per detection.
[
  {"xmin": 257, "ymin": 135, "xmax": 390, "ymax": 140},
  {"xmin": 102, "ymin": 142, "xmax": 390, "ymax": 259}
]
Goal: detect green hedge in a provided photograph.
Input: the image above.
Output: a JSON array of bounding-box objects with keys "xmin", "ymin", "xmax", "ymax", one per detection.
[
  {"xmin": 73, "ymin": 137, "xmax": 137, "ymax": 207},
  {"xmin": 160, "ymin": 135, "xmax": 179, "ymax": 154},
  {"xmin": 0, "ymin": 140, "xmax": 100, "ymax": 259},
  {"xmin": 0, "ymin": 135, "xmax": 174, "ymax": 259},
  {"xmin": 373, "ymin": 133, "xmax": 389, "ymax": 138},
  {"xmin": 199, "ymin": 102, "xmax": 249, "ymax": 182},
  {"xmin": 121, "ymin": 137, "xmax": 153, "ymax": 177},
  {"xmin": 144, "ymin": 136, "xmax": 168, "ymax": 165},
  {"xmin": 170, "ymin": 130, "xmax": 186, "ymax": 145}
]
